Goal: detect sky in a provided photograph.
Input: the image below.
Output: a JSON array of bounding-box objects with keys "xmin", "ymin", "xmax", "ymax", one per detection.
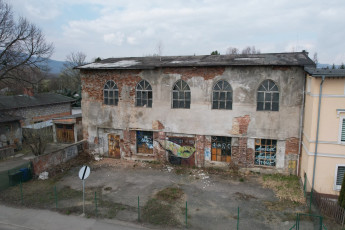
[{"xmin": 10, "ymin": 0, "xmax": 345, "ymax": 64}]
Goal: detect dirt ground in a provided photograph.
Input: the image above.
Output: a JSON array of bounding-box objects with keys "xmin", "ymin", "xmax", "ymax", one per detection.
[
  {"xmin": 0, "ymin": 156, "xmax": 339, "ymax": 229},
  {"xmin": 53, "ymin": 158, "xmax": 324, "ymax": 230}
]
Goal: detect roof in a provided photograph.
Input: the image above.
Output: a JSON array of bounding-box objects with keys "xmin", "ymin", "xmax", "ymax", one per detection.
[
  {"xmin": 0, "ymin": 93, "xmax": 75, "ymax": 110},
  {"xmin": 304, "ymin": 67, "xmax": 345, "ymax": 77},
  {"xmin": 23, "ymin": 120, "xmax": 53, "ymax": 129},
  {"xmin": 52, "ymin": 113, "xmax": 82, "ymax": 120},
  {"xmin": 77, "ymin": 52, "xmax": 315, "ymax": 70},
  {"xmin": 0, "ymin": 112, "xmax": 22, "ymax": 123}
]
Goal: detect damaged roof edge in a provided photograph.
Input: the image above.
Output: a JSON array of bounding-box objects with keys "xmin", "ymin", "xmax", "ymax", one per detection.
[{"xmin": 76, "ymin": 52, "xmax": 316, "ymax": 70}]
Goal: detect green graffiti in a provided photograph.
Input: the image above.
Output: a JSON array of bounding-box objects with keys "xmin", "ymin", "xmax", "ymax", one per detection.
[{"xmin": 177, "ymin": 146, "xmax": 195, "ymax": 158}]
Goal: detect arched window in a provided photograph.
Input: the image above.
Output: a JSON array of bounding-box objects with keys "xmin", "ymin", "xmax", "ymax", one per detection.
[
  {"xmin": 103, "ymin": 80, "xmax": 119, "ymax": 105},
  {"xmin": 257, "ymin": 80, "xmax": 279, "ymax": 111},
  {"xmin": 212, "ymin": 80, "xmax": 232, "ymax": 110},
  {"xmin": 172, "ymin": 80, "xmax": 190, "ymax": 109},
  {"xmin": 136, "ymin": 80, "xmax": 152, "ymax": 107}
]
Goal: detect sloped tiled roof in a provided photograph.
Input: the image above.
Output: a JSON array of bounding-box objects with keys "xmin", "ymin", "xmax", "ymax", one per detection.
[
  {"xmin": 304, "ymin": 67, "xmax": 345, "ymax": 77},
  {"xmin": 0, "ymin": 112, "xmax": 23, "ymax": 123},
  {"xmin": 0, "ymin": 93, "xmax": 75, "ymax": 110}
]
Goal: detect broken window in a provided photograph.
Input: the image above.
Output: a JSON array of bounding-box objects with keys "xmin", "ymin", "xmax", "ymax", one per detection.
[
  {"xmin": 172, "ymin": 80, "xmax": 191, "ymax": 109},
  {"xmin": 257, "ymin": 80, "xmax": 279, "ymax": 111},
  {"xmin": 254, "ymin": 139, "xmax": 277, "ymax": 166},
  {"xmin": 212, "ymin": 80, "xmax": 232, "ymax": 110},
  {"xmin": 136, "ymin": 131, "xmax": 153, "ymax": 154},
  {"xmin": 103, "ymin": 80, "xmax": 119, "ymax": 105},
  {"xmin": 136, "ymin": 80, "xmax": 152, "ymax": 107},
  {"xmin": 211, "ymin": 136, "xmax": 231, "ymax": 162}
]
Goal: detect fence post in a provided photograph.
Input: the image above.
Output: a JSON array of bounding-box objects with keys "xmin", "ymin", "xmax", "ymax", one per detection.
[
  {"xmin": 237, "ymin": 206, "xmax": 239, "ymax": 230},
  {"xmin": 304, "ymin": 174, "xmax": 307, "ymax": 198},
  {"xmin": 138, "ymin": 196, "xmax": 140, "ymax": 221},
  {"xmin": 185, "ymin": 201, "xmax": 188, "ymax": 228},
  {"xmin": 95, "ymin": 191, "xmax": 98, "ymax": 216},
  {"xmin": 20, "ymin": 180, "xmax": 23, "ymax": 205},
  {"xmin": 54, "ymin": 185, "xmax": 58, "ymax": 209},
  {"xmin": 319, "ymin": 216, "xmax": 323, "ymax": 230}
]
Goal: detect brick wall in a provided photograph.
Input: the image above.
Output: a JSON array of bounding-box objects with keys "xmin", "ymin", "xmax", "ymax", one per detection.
[{"xmin": 31, "ymin": 140, "xmax": 86, "ymax": 175}]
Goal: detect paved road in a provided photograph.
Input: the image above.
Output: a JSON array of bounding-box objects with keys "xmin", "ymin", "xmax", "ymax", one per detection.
[{"xmin": 0, "ymin": 205, "xmax": 149, "ymax": 230}]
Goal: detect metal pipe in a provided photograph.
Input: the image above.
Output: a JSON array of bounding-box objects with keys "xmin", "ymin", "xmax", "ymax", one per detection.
[{"xmin": 310, "ymin": 75, "xmax": 325, "ymax": 211}]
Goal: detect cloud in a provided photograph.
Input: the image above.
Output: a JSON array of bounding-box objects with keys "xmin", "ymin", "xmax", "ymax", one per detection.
[{"xmin": 10, "ymin": 0, "xmax": 345, "ymax": 64}]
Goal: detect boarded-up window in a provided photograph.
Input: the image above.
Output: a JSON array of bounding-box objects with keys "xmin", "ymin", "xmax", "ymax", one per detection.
[
  {"xmin": 254, "ymin": 139, "xmax": 277, "ymax": 166},
  {"xmin": 136, "ymin": 131, "xmax": 153, "ymax": 154},
  {"xmin": 336, "ymin": 166, "xmax": 345, "ymax": 190},
  {"xmin": 211, "ymin": 136, "xmax": 231, "ymax": 162},
  {"xmin": 212, "ymin": 80, "xmax": 232, "ymax": 110},
  {"xmin": 103, "ymin": 80, "xmax": 119, "ymax": 105},
  {"xmin": 257, "ymin": 80, "xmax": 279, "ymax": 111}
]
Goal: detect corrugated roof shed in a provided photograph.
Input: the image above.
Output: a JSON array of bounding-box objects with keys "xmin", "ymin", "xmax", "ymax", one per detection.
[
  {"xmin": 77, "ymin": 52, "xmax": 315, "ymax": 70},
  {"xmin": 304, "ymin": 67, "xmax": 345, "ymax": 77},
  {"xmin": 0, "ymin": 93, "xmax": 75, "ymax": 110}
]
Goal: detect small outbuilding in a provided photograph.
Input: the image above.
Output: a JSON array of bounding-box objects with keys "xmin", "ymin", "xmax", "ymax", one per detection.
[{"xmin": 52, "ymin": 114, "xmax": 82, "ymax": 144}]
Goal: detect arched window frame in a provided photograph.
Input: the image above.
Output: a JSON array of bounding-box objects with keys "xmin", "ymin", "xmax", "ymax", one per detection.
[
  {"xmin": 212, "ymin": 80, "xmax": 233, "ymax": 110},
  {"xmin": 172, "ymin": 79, "xmax": 191, "ymax": 109},
  {"xmin": 136, "ymin": 80, "xmax": 152, "ymax": 107},
  {"xmin": 103, "ymin": 80, "xmax": 119, "ymax": 106},
  {"xmin": 257, "ymin": 79, "xmax": 279, "ymax": 111}
]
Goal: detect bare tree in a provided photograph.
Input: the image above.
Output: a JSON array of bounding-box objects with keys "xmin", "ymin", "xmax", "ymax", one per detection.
[
  {"xmin": 23, "ymin": 127, "xmax": 53, "ymax": 156},
  {"xmin": 241, "ymin": 46, "xmax": 261, "ymax": 54},
  {"xmin": 59, "ymin": 51, "xmax": 87, "ymax": 92},
  {"xmin": 0, "ymin": 0, "xmax": 54, "ymax": 85},
  {"xmin": 226, "ymin": 47, "xmax": 239, "ymax": 55},
  {"xmin": 312, "ymin": 52, "xmax": 318, "ymax": 65}
]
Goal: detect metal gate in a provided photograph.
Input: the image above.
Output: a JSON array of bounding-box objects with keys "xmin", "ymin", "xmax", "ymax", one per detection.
[{"xmin": 108, "ymin": 134, "xmax": 120, "ymax": 158}]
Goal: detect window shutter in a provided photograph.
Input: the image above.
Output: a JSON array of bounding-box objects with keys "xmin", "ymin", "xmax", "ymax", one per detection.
[
  {"xmin": 337, "ymin": 166, "xmax": 345, "ymax": 186},
  {"xmin": 341, "ymin": 119, "xmax": 345, "ymax": 142}
]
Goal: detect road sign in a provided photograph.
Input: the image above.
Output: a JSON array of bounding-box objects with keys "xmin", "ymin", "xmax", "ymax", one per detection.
[
  {"xmin": 78, "ymin": 165, "xmax": 90, "ymax": 215},
  {"xmin": 79, "ymin": 165, "xmax": 90, "ymax": 180}
]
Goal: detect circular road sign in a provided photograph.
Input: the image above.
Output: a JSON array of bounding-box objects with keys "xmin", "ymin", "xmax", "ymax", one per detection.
[{"xmin": 79, "ymin": 165, "xmax": 91, "ymax": 180}]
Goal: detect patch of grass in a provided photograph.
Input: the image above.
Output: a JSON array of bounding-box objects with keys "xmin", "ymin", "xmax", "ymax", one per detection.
[
  {"xmin": 239, "ymin": 177, "xmax": 245, "ymax": 182},
  {"xmin": 261, "ymin": 174, "xmax": 305, "ymax": 203},
  {"xmin": 156, "ymin": 187, "xmax": 183, "ymax": 202},
  {"xmin": 142, "ymin": 198, "xmax": 179, "ymax": 226},
  {"xmin": 174, "ymin": 167, "xmax": 189, "ymax": 175}
]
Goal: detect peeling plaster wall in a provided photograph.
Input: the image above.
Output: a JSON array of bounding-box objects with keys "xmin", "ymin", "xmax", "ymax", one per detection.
[{"xmin": 81, "ymin": 66, "xmax": 304, "ymax": 173}]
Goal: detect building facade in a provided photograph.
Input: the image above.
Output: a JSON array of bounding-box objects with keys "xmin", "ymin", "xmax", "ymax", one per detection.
[
  {"xmin": 301, "ymin": 68, "xmax": 345, "ymax": 196},
  {"xmin": 79, "ymin": 52, "xmax": 315, "ymax": 173}
]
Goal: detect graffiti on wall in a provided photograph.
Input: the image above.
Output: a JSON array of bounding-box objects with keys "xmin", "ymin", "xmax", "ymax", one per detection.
[
  {"xmin": 254, "ymin": 139, "xmax": 277, "ymax": 166},
  {"xmin": 156, "ymin": 136, "xmax": 195, "ymax": 165},
  {"xmin": 137, "ymin": 131, "xmax": 153, "ymax": 154},
  {"xmin": 204, "ymin": 148, "xmax": 211, "ymax": 161}
]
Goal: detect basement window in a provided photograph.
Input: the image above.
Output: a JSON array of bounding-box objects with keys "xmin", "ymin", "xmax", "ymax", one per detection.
[
  {"xmin": 212, "ymin": 80, "xmax": 233, "ymax": 110},
  {"xmin": 136, "ymin": 80, "xmax": 152, "ymax": 107},
  {"xmin": 211, "ymin": 136, "xmax": 231, "ymax": 162},
  {"xmin": 172, "ymin": 80, "xmax": 191, "ymax": 109},
  {"xmin": 103, "ymin": 80, "xmax": 119, "ymax": 106},
  {"xmin": 136, "ymin": 131, "xmax": 153, "ymax": 154},
  {"xmin": 257, "ymin": 80, "xmax": 279, "ymax": 111},
  {"xmin": 335, "ymin": 165, "xmax": 345, "ymax": 190},
  {"xmin": 254, "ymin": 139, "xmax": 277, "ymax": 166}
]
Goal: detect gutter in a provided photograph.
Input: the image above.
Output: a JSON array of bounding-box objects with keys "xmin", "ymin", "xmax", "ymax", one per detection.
[
  {"xmin": 310, "ymin": 75, "xmax": 325, "ymax": 210},
  {"xmin": 297, "ymin": 73, "xmax": 306, "ymax": 176}
]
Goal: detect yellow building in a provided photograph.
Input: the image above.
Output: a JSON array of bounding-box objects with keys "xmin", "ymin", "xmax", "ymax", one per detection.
[{"xmin": 301, "ymin": 68, "xmax": 345, "ymax": 196}]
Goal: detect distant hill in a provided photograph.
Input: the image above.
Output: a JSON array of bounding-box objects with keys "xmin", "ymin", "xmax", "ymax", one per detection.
[
  {"xmin": 317, "ymin": 63, "xmax": 340, "ymax": 69},
  {"xmin": 47, "ymin": 59, "xmax": 66, "ymax": 74}
]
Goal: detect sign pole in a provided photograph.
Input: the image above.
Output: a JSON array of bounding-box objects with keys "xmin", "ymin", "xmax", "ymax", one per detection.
[{"xmin": 83, "ymin": 179, "xmax": 85, "ymax": 214}]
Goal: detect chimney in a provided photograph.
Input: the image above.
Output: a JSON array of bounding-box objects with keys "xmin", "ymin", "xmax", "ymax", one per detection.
[{"xmin": 23, "ymin": 87, "xmax": 34, "ymax": 97}]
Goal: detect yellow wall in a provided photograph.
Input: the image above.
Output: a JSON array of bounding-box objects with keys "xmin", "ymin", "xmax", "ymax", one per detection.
[{"xmin": 301, "ymin": 75, "xmax": 345, "ymax": 195}]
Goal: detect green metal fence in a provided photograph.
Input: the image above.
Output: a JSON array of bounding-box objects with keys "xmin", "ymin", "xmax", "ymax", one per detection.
[{"xmin": 289, "ymin": 213, "xmax": 327, "ymax": 230}]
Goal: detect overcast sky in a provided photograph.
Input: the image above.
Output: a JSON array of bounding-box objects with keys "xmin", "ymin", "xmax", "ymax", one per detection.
[{"xmin": 10, "ymin": 0, "xmax": 345, "ymax": 64}]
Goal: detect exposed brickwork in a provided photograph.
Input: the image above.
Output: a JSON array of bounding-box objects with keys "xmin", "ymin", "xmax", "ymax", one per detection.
[
  {"xmin": 33, "ymin": 111, "xmax": 71, "ymax": 122},
  {"xmin": 152, "ymin": 120, "xmax": 164, "ymax": 130},
  {"xmin": 121, "ymin": 130, "xmax": 136, "ymax": 157},
  {"xmin": 81, "ymin": 70, "xmax": 142, "ymax": 103},
  {"xmin": 153, "ymin": 131, "xmax": 166, "ymax": 162},
  {"xmin": 231, "ymin": 137, "xmax": 248, "ymax": 166},
  {"xmin": 163, "ymin": 67, "xmax": 225, "ymax": 81},
  {"xmin": 285, "ymin": 137, "xmax": 299, "ymax": 155},
  {"xmin": 246, "ymin": 148, "xmax": 255, "ymax": 167},
  {"xmin": 230, "ymin": 115, "xmax": 251, "ymax": 135}
]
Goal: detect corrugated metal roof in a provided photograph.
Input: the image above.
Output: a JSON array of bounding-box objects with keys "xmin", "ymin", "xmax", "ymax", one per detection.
[
  {"xmin": 0, "ymin": 93, "xmax": 75, "ymax": 110},
  {"xmin": 77, "ymin": 52, "xmax": 315, "ymax": 70},
  {"xmin": 304, "ymin": 67, "xmax": 345, "ymax": 77}
]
